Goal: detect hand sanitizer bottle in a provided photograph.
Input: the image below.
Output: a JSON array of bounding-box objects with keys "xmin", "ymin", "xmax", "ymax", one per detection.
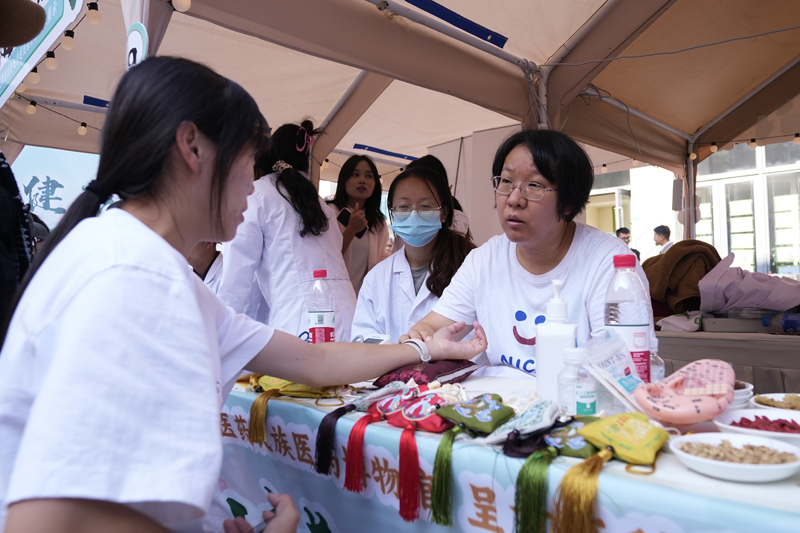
[{"xmin": 535, "ymin": 279, "xmax": 578, "ymax": 403}]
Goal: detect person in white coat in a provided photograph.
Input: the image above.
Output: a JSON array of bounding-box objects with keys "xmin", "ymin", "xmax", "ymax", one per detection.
[
  {"xmin": 217, "ymin": 120, "xmax": 357, "ymax": 342},
  {"xmin": 352, "ymin": 166, "xmax": 475, "ymax": 341},
  {"xmin": 327, "ymin": 155, "xmax": 390, "ymax": 295}
]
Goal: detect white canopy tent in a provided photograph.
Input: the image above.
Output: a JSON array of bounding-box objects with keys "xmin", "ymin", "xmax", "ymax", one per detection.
[{"xmin": 2, "ymin": 0, "xmax": 800, "ymax": 239}]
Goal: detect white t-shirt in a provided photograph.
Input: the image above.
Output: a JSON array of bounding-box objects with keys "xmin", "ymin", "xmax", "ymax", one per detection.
[
  {"xmin": 0, "ymin": 209, "xmax": 274, "ymax": 532},
  {"xmin": 433, "ymin": 223, "xmax": 651, "ymax": 378}
]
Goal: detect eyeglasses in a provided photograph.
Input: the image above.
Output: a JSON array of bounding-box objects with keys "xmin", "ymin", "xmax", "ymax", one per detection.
[
  {"xmin": 390, "ymin": 204, "xmax": 441, "ymax": 220},
  {"xmin": 491, "ymin": 176, "xmax": 557, "ymax": 201}
]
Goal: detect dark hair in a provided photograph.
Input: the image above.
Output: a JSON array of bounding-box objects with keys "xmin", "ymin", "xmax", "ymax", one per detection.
[
  {"xmin": 491, "ymin": 130, "xmax": 593, "ymax": 222},
  {"xmin": 654, "ymin": 225, "xmax": 671, "ymax": 239},
  {"xmin": 615, "ymin": 227, "xmax": 630, "ymax": 237},
  {"xmin": 406, "ymin": 154, "xmax": 465, "ymax": 212},
  {"xmin": 388, "ymin": 167, "xmax": 475, "ymax": 298},
  {"xmin": 330, "ymin": 155, "xmax": 385, "ymax": 232},
  {"xmin": 256, "ymin": 120, "xmax": 328, "ymax": 237},
  {"xmin": 1, "ymin": 56, "xmax": 268, "ymax": 345}
]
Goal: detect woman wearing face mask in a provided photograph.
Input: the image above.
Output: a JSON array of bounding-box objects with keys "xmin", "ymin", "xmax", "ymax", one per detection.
[
  {"xmin": 351, "ymin": 167, "xmax": 475, "ymax": 342},
  {"xmin": 328, "ymin": 155, "xmax": 389, "ymax": 294}
]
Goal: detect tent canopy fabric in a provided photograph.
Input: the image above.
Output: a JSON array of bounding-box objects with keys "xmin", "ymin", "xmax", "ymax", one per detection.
[{"xmin": 2, "ymin": 0, "xmax": 800, "ymax": 221}]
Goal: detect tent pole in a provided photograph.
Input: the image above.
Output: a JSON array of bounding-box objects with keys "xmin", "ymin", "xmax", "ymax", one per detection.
[
  {"xmin": 582, "ymin": 87, "xmax": 690, "ymax": 140},
  {"xmin": 319, "ymin": 71, "xmax": 369, "ymax": 131},
  {"xmin": 684, "ymin": 143, "xmax": 696, "ymax": 240}
]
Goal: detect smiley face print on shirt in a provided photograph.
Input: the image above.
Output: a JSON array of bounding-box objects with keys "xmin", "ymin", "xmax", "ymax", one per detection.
[{"xmin": 501, "ymin": 310, "xmax": 546, "ymax": 375}]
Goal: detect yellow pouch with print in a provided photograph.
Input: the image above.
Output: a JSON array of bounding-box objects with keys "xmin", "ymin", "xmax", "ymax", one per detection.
[{"xmin": 577, "ymin": 412, "xmax": 668, "ymax": 465}]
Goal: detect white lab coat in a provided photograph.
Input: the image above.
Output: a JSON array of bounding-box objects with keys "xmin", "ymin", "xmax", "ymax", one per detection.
[
  {"xmin": 218, "ymin": 173, "xmax": 357, "ymax": 342},
  {"xmin": 351, "ymin": 247, "xmax": 438, "ymax": 342},
  {"xmin": 203, "ymin": 252, "xmax": 223, "ymax": 295}
]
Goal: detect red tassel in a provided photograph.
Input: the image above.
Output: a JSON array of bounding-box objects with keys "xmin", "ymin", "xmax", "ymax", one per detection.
[
  {"xmin": 344, "ymin": 413, "xmax": 380, "ymax": 493},
  {"xmin": 398, "ymin": 423, "xmax": 420, "ymax": 522}
]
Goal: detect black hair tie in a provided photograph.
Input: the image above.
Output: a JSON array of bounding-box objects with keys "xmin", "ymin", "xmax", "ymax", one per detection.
[{"xmin": 86, "ymin": 180, "xmax": 111, "ymax": 203}]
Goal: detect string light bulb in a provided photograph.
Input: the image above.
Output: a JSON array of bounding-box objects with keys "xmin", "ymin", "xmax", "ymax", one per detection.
[
  {"xmin": 27, "ymin": 67, "xmax": 40, "ymax": 84},
  {"xmin": 689, "ymin": 152, "xmax": 697, "ymax": 160},
  {"xmin": 601, "ymin": 164, "xmax": 608, "ymax": 173},
  {"xmin": 794, "ymin": 134, "xmax": 800, "ymax": 145},
  {"xmin": 16, "ymin": 82, "xmax": 26, "ymax": 93},
  {"xmin": 710, "ymin": 142, "xmax": 718, "ymax": 153},
  {"xmin": 62, "ymin": 30, "xmax": 76, "ymax": 50},
  {"xmin": 321, "ymin": 158, "xmax": 329, "ymax": 170},
  {"xmin": 87, "ymin": 2, "xmax": 102, "ymax": 25},
  {"xmin": 77, "ymin": 122, "xmax": 88, "ymax": 136},
  {"xmin": 632, "ymin": 160, "xmax": 639, "ymax": 167},
  {"xmin": 44, "ymin": 51, "xmax": 58, "ymax": 70},
  {"xmin": 26, "ymin": 101, "xmax": 37, "ymax": 115},
  {"xmin": 749, "ymin": 138, "xmax": 758, "ymax": 149},
  {"xmin": 171, "ymin": 0, "xmax": 192, "ymax": 12}
]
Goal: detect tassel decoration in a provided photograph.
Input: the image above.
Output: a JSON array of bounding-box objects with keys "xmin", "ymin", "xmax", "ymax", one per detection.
[
  {"xmin": 551, "ymin": 446, "xmax": 614, "ymax": 533},
  {"xmin": 344, "ymin": 412, "xmax": 381, "ymax": 492},
  {"xmin": 515, "ymin": 446, "xmax": 557, "ymax": 533},
  {"xmin": 398, "ymin": 422, "xmax": 421, "ymax": 522},
  {"xmin": 431, "ymin": 425, "xmax": 462, "ymax": 525},
  {"xmin": 248, "ymin": 389, "xmax": 282, "ymax": 443},
  {"xmin": 249, "ymin": 373, "xmax": 265, "ymax": 391},
  {"xmin": 315, "ymin": 404, "xmax": 356, "ymax": 475}
]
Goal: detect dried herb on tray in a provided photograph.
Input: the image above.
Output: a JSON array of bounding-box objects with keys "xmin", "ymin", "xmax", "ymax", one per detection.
[
  {"xmin": 754, "ymin": 394, "xmax": 800, "ymax": 410},
  {"xmin": 680, "ymin": 440, "xmax": 797, "ymax": 464},
  {"xmin": 731, "ymin": 416, "xmax": 800, "ymax": 433}
]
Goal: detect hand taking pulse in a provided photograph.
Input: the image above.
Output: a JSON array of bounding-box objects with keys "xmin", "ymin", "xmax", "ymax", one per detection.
[
  {"xmin": 423, "ymin": 321, "xmax": 487, "ymax": 360},
  {"xmin": 222, "ymin": 493, "xmax": 299, "ymax": 533}
]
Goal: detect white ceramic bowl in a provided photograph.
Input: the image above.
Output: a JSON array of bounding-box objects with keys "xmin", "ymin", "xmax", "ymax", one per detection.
[
  {"xmin": 733, "ymin": 381, "xmax": 754, "ymax": 401},
  {"xmin": 669, "ymin": 433, "xmax": 800, "ymax": 483},
  {"xmin": 750, "ymin": 393, "xmax": 800, "ymax": 412},
  {"xmin": 714, "ymin": 409, "xmax": 800, "ymax": 446}
]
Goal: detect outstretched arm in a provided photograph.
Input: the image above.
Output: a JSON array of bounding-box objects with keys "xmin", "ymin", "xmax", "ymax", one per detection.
[
  {"xmin": 400, "ymin": 311, "xmax": 471, "ymax": 343},
  {"xmin": 249, "ymin": 321, "xmax": 487, "ymax": 387}
]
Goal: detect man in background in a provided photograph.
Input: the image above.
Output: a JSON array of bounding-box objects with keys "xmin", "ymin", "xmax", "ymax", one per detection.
[
  {"xmin": 654, "ymin": 225, "xmax": 673, "ymax": 254},
  {"xmin": 615, "ymin": 227, "xmax": 640, "ymax": 260}
]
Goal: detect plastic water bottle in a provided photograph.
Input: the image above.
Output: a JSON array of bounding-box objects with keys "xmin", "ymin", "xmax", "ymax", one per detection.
[
  {"xmin": 650, "ymin": 336, "xmax": 665, "ymax": 383},
  {"xmin": 308, "ymin": 269, "xmax": 335, "ymax": 343},
  {"xmin": 762, "ymin": 313, "xmax": 800, "ymax": 333},
  {"xmin": 605, "ymin": 254, "xmax": 652, "ymax": 382},
  {"xmin": 557, "ymin": 348, "xmax": 597, "ymax": 416}
]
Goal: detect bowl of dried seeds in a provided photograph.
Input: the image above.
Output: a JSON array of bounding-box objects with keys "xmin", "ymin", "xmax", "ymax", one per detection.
[{"xmin": 669, "ymin": 433, "xmax": 800, "ymax": 482}]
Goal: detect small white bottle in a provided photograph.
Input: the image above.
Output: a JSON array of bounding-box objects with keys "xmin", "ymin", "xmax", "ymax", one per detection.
[
  {"xmin": 535, "ymin": 280, "xmax": 578, "ymax": 403},
  {"xmin": 558, "ymin": 348, "xmax": 597, "ymax": 416},
  {"xmin": 650, "ymin": 336, "xmax": 665, "ymax": 383}
]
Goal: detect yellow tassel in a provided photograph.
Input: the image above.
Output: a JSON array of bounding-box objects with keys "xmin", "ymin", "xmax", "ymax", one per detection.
[
  {"xmin": 552, "ymin": 447, "xmax": 613, "ymax": 533},
  {"xmin": 249, "ymin": 373, "xmax": 265, "ymax": 392},
  {"xmin": 248, "ymin": 389, "xmax": 281, "ymax": 443}
]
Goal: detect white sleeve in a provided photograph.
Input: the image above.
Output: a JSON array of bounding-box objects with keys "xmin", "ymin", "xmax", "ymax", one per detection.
[
  {"xmin": 350, "ymin": 270, "xmax": 385, "ymax": 340},
  {"xmin": 7, "ymin": 268, "xmax": 224, "ymax": 524},
  {"xmin": 218, "ymin": 191, "xmax": 265, "ymax": 315},
  {"xmin": 431, "ymin": 248, "xmax": 479, "ymax": 325}
]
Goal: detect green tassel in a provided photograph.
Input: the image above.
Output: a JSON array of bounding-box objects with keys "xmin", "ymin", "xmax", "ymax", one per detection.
[
  {"xmin": 515, "ymin": 446, "xmax": 557, "ymax": 533},
  {"xmin": 431, "ymin": 425, "xmax": 462, "ymax": 525}
]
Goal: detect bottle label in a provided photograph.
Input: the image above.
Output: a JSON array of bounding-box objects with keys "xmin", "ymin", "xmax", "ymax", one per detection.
[
  {"xmin": 606, "ymin": 325, "xmax": 651, "ymax": 383},
  {"xmin": 309, "ymin": 311, "xmax": 335, "ymax": 343},
  {"xmin": 558, "ymin": 382, "xmax": 597, "ymax": 416}
]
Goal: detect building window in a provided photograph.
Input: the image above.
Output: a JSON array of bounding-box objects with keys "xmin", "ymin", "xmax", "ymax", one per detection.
[
  {"xmin": 767, "ymin": 172, "xmax": 800, "ymax": 276},
  {"xmin": 725, "ymin": 181, "xmax": 756, "ymax": 272},
  {"xmin": 697, "ymin": 143, "xmax": 756, "ymax": 176},
  {"xmin": 696, "ymin": 186, "xmax": 714, "ymax": 247},
  {"xmin": 765, "ymin": 142, "xmax": 800, "ymax": 168}
]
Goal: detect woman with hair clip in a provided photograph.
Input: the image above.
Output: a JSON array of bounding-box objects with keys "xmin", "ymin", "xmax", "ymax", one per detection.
[
  {"xmin": 351, "ymin": 167, "xmax": 475, "ymax": 342},
  {"xmin": 217, "ymin": 120, "xmax": 357, "ymax": 342},
  {"xmin": 0, "ymin": 57, "xmax": 488, "ymax": 533},
  {"xmin": 328, "ymin": 155, "xmax": 390, "ymax": 294}
]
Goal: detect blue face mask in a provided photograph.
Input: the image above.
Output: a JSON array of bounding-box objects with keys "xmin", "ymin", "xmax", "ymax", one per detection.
[{"xmin": 391, "ymin": 211, "xmax": 442, "ymax": 247}]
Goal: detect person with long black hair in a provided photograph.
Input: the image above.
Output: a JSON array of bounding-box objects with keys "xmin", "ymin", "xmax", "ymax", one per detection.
[
  {"xmin": 328, "ymin": 155, "xmax": 389, "ymax": 294},
  {"xmin": 0, "ymin": 57, "xmax": 488, "ymax": 533},
  {"xmin": 217, "ymin": 120, "xmax": 357, "ymax": 342},
  {"xmin": 352, "ymin": 167, "xmax": 475, "ymax": 341}
]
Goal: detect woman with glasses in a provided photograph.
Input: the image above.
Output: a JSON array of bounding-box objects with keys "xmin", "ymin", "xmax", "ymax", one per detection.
[
  {"xmin": 403, "ymin": 129, "xmax": 651, "ymax": 381},
  {"xmin": 352, "ymin": 167, "xmax": 475, "ymax": 342},
  {"xmin": 328, "ymin": 155, "xmax": 390, "ymax": 294}
]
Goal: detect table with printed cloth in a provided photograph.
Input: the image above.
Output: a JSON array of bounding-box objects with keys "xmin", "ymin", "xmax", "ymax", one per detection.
[{"xmin": 212, "ymin": 377, "xmax": 800, "ymax": 533}]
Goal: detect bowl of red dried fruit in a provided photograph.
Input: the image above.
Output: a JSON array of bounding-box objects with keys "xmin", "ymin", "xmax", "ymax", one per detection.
[{"xmin": 714, "ymin": 409, "xmax": 800, "ymax": 445}]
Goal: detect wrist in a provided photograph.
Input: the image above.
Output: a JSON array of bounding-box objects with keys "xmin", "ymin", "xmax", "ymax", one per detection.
[{"xmin": 402, "ymin": 338, "xmax": 431, "ymax": 362}]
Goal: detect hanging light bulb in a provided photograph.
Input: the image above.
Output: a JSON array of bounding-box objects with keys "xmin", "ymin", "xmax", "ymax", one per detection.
[
  {"xmin": 77, "ymin": 122, "xmax": 88, "ymax": 136},
  {"xmin": 44, "ymin": 51, "xmax": 58, "ymax": 70},
  {"xmin": 631, "ymin": 159, "xmax": 639, "ymax": 167},
  {"xmin": 27, "ymin": 67, "xmax": 40, "ymax": 84},
  {"xmin": 794, "ymin": 134, "xmax": 800, "ymax": 145},
  {"xmin": 710, "ymin": 142, "xmax": 718, "ymax": 153},
  {"xmin": 26, "ymin": 101, "xmax": 37, "ymax": 115},
  {"xmin": 16, "ymin": 82, "xmax": 26, "ymax": 93},
  {"xmin": 62, "ymin": 30, "xmax": 76, "ymax": 50},
  {"xmin": 171, "ymin": 0, "xmax": 192, "ymax": 12},
  {"xmin": 87, "ymin": 2, "xmax": 102, "ymax": 25},
  {"xmin": 321, "ymin": 158, "xmax": 329, "ymax": 171},
  {"xmin": 689, "ymin": 152, "xmax": 697, "ymax": 160},
  {"xmin": 749, "ymin": 138, "xmax": 758, "ymax": 149},
  {"xmin": 601, "ymin": 164, "xmax": 608, "ymax": 173}
]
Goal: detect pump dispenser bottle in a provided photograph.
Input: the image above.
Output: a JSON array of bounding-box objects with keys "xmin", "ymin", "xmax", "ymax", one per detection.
[{"xmin": 535, "ymin": 279, "xmax": 578, "ymax": 403}]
